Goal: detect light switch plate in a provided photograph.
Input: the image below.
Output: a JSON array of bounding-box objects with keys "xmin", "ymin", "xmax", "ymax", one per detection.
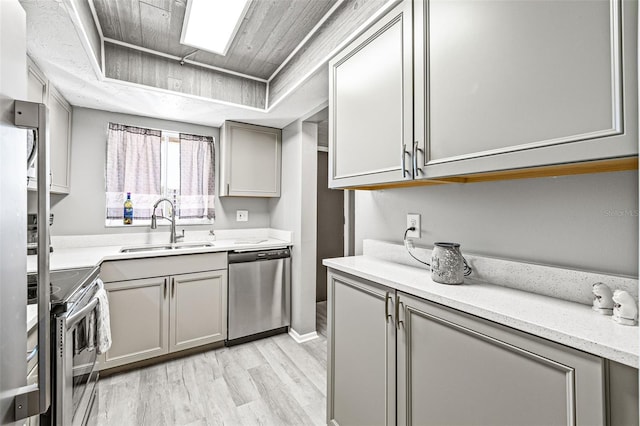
[
  {"xmin": 236, "ymin": 210, "xmax": 249, "ymax": 222},
  {"xmin": 406, "ymin": 213, "xmax": 420, "ymax": 238}
]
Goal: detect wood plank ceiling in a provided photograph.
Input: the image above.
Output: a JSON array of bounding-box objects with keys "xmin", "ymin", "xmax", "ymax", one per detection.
[{"xmin": 92, "ymin": 0, "xmax": 339, "ymax": 80}]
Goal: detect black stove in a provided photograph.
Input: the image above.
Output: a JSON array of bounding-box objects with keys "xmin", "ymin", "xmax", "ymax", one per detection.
[{"xmin": 27, "ymin": 267, "xmax": 99, "ymax": 312}]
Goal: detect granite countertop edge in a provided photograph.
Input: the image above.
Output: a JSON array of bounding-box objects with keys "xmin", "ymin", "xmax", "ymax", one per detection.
[{"xmin": 323, "ymin": 256, "xmax": 639, "ymax": 369}]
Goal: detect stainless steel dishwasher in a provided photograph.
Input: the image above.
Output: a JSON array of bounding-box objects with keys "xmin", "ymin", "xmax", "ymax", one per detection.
[{"xmin": 227, "ymin": 248, "xmax": 291, "ymax": 345}]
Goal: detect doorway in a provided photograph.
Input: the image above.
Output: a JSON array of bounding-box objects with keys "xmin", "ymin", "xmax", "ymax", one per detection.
[{"xmin": 316, "ymin": 121, "xmax": 344, "ymax": 302}]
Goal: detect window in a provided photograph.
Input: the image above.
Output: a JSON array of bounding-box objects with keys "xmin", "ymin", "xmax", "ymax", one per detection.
[{"xmin": 105, "ymin": 123, "xmax": 215, "ymax": 226}]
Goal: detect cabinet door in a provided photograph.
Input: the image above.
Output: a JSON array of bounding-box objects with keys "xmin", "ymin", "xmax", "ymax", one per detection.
[
  {"xmin": 328, "ymin": 0, "xmax": 413, "ymax": 188},
  {"xmin": 327, "ymin": 271, "xmax": 396, "ymax": 426},
  {"xmin": 99, "ymin": 277, "xmax": 170, "ymax": 370},
  {"xmin": 48, "ymin": 85, "xmax": 71, "ymax": 194},
  {"xmin": 220, "ymin": 121, "xmax": 281, "ymax": 197},
  {"xmin": 169, "ymin": 269, "xmax": 227, "ymax": 353},
  {"xmin": 415, "ymin": 0, "xmax": 637, "ymax": 178},
  {"xmin": 397, "ymin": 292, "xmax": 605, "ymax": 426}
]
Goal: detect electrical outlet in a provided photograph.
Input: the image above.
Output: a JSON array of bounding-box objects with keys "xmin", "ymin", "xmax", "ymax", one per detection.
[
  {"xmin": 406, "ymin": 213, "xmax": 420, "ymax": 238},
  {"xmin": 236, "ymin": 210, "xmax": 248, "ymax": 222}
]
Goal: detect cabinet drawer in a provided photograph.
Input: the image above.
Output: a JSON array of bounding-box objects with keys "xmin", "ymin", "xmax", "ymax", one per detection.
[{"xmin": 101, "ymin": 252, "xmax": 227, "ymax": 282}]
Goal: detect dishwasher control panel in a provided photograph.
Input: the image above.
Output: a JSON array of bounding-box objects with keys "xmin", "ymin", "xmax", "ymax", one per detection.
[{"xmin": 228, "ymin": 248, "xmax": 291, "ymax": 263}]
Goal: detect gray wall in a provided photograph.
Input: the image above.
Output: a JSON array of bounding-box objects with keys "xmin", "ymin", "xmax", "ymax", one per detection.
[
  {"xmin": 38, "ymin": 107, "xmax": 271, "ymax": 236},
  {"xmin": 269, "ymin": 120, "xmax": 318, "ymax": 336},
  {"xmin": 355, "ymin": 170, "xmax": 639, "ymax": 277}
]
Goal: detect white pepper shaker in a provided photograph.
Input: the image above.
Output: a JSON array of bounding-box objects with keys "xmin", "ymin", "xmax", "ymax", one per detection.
[
  {"xmin": 612, "ymin": 290, "xmax": 638, "ymax": 326},
  {"xmin": 592, "ymin": 282, "xmax": 614, "ymax": 315}
]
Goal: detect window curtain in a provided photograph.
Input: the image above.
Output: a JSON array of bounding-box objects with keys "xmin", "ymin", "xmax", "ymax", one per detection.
[
  {"xmin": 105, "ymin": 123, "xmax": 162, "ymax": 220},
  {"xmin": 179, "ymin": 133, "xmax": 215, "ymax": 220}
]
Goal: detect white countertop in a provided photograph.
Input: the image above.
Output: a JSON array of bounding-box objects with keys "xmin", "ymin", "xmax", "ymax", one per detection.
[
  {"xmin": 323, "ymin": 255, "xmax": 639, "ymax": 368},
  {"xmin": 27, "ymin": 237, "xmax": 291, "ymax": 273}
]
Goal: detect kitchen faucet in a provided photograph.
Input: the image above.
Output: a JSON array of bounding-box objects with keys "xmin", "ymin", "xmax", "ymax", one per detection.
[{"xmin": 150, "ymin": 198, "xmax": 183, "ymax": 244}]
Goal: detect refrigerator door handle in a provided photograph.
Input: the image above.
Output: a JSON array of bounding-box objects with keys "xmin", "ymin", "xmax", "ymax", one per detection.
[{"xmin": 14, "ymin": 100, "xmax": 51, "ymax": 420}]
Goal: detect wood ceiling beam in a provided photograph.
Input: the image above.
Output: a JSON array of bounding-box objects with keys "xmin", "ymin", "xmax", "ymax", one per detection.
[
  {"xmin": 104, "ymin": 42, "xmax": 267, "ymax": 109},
  {"xmin": 68, "ymin": 0, "xmax": 401, "ymax": 113}
]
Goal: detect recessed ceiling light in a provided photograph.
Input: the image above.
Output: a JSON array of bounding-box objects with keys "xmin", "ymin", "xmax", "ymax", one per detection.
[{"xmin": 180, "ymin": 0, "xmax": 251, "ymax": 56}]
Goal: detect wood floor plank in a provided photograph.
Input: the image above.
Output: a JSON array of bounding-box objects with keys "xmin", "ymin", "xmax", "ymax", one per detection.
[
  {"xmin": 248, "ymin": 363, "xmax": 317, "ymax": 425},
  {"xmin": 316, "ymin": 301, "xmax": 328, "ymax": 338},
  {"xmin": 271, "ymin": 334, "xmax": 326, "ymax": 393},
  {"xmin": 254, "ymin": 337, "xmax": 325, "ymax": 407},
  {"xmin": 216, "ymin": 349, "xmax": 262, "ymax": 407},
  {"xmin": 96, "ymin": 302, "xmax": 328, "ymax": 425}
]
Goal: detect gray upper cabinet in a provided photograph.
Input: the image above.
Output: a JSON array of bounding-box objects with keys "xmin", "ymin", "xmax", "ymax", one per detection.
[
  {"xmin": 414, "ymin": 0, "xmax": 638, "ymax": 178},
  {"xmin": 48, "ymin": 85, "xmax": 72, "ymax": 193},
  {"xmin": 219, "ymin": 121, "xmax": 281, "ymax": 197},
  {"xmin": 328, "ymin": 0, "xmax": 413, "ymax": 188},
  {"xmin": 329, "ymin": 0, "xmax": 637, "ymax": 188},
  {"xmin": 26, "ymin": 57, "xmax": 72, "ymax": 194}
]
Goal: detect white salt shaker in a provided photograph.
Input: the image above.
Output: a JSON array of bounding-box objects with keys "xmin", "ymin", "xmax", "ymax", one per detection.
[
  {"xmin": 591, "ymin": 282, "xmax": 614, "ymax": 315},
  {"xmin": 612, "ymin": 290, "xmax": 638, "ymax": 326}
]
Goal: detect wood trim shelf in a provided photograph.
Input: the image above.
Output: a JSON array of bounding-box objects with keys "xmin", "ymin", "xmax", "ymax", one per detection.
[{"xmin": 350, "ymin": 157, "xmax": 638, "ymax": 190}]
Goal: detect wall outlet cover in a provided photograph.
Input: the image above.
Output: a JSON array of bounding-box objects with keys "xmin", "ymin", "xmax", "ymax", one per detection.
[
  {"xmin": 406, "ymin": 213, "xmax": 420, "ymax": 238},
  {"xmin": 236, "ymin": 210, "xmax": 249, "ymax": 222}
]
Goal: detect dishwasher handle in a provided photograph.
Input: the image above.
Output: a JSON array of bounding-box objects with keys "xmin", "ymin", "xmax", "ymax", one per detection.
[{"xmin": 228, "ymin": 248, "xmax": 290, "ymax": 264}]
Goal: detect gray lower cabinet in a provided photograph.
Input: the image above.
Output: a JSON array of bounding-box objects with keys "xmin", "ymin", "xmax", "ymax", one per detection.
[
  {"xmin": 100, "ymin": 276, "xmax": 169, "ymax": 369},
  {"xmin": 328, "ymin": 270, "xmax": 638, "ymax": 426},
  {"xmin": 169, "ymin": 270, "xmax": 227, "ymax": 353},
  {"xmin": 396, "ymin": 292, "xmax": 606, "ymax": 426},
  {"xmin": 99, "ymin": 253, "xmax": 228, "ymax": 370},
  {"xmin": 327, "ymin": 271, "xmax": 396, "ymax": 426}
]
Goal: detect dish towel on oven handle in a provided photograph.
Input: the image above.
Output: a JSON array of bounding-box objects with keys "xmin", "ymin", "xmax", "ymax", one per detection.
[{"xmin": 95, "ymin": 279, "xmax": 112, "ymax": 354}]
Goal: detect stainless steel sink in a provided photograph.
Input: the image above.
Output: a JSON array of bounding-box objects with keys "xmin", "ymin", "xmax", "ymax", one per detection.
[
  {"xmin": 120, "ymin": 242, "xmax": 215, "ymax": 253},
  {"xmin": 173, "ymin": 242, "xmax": 216, "ymax": 249}
]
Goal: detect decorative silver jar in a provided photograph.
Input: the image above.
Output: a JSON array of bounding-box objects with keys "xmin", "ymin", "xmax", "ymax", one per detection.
[{"xmin": 431, "ymin": 242, "xmax": 470, "ymax": 285}]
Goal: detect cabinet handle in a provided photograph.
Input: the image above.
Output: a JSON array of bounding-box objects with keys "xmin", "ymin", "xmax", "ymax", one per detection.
[
  {"xmin": 163, "ymin": 278, "xmax": 167, "ymax": 298},
  {"xmin": 413, "ymin": 141, "xmax": 423, "ymax": 176},
  {"xmin": 171, "ymin": 278, "xmax": 175, "ymax": 298},
  {"xmin": 401, "ymin": 143, "xmax": 411, "ymax": 178},
  {"xmin": 384, "ymin": 292, "xmax": 393, "ymax": 323},
  {"xmin": 395, "ymin": 297, "xmax": 404, "ymax": 329}
]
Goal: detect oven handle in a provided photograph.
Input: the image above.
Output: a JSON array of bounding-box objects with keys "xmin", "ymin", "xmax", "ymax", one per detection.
[{"xmin": 66, "ymin": 297, "xmax": 99, "ymax": 331}]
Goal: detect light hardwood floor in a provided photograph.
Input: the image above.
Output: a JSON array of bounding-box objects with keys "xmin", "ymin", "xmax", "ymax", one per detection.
[{"xmin": 97, "ymin": 302, "xmax": 328, "ymax": 426}]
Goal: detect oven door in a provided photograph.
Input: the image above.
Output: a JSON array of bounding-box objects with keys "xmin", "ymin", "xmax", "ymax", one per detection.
[{"xmin": 56, "ymin": 293, "xmax": 99, "ymax": 426}]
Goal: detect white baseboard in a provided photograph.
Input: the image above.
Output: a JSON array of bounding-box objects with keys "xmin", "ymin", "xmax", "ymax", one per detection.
[{"xmin": 289, "ymin": 328, "xmax": 319, "ymax": 343}]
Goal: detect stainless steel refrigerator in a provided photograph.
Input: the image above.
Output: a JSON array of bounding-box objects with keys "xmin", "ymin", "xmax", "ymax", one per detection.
[{"xmin": 1, "ymin": 1, "xmax": 51, "ymax": 424}]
